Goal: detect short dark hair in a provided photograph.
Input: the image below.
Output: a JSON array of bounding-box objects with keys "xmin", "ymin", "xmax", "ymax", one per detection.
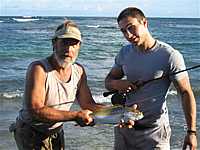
[{"xmin": 117, "ymin": 7, "xmax": 146, "ymax": 23}]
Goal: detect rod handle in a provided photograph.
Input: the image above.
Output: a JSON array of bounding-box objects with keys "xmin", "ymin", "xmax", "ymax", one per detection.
[{"xmin": 103, "ymin": 91, "xmax": 118, "ymax": 97}]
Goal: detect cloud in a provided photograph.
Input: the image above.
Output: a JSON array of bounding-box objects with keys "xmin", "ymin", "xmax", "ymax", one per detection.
[{"xmin": 96, "ymin": 4, "xmax": 103, "ymax": 12}]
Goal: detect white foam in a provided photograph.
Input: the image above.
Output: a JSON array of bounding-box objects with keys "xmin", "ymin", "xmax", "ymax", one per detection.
[
  {"xmin": 15, "ymin": 29, "xmax": 49, "ymax": 34},
  {"xmin": 93, "ymin": 94, "xmax": 112, "ymax": 104},
  {"xmin": 1, "ymin": 90, "xmax": 23, "ymax": 99},
  {"xmin": 167, "ymin": 90, "xmax": 177, "ymax": 96},
  {"xmin": 22, "ymin": 16, "xmax": 33, "ymax": 18},
  {"xmin": 12, "ymin": 18, "xmax": 39, "ymax": 22},
  {"xmin": 168, "ymin": 24, "xmax": 200, "ymax": 29},
  {"xmin": 0, "ymin": 20, "xmax": 3, "ymax": 23},
  {"xmin": 86, "ymin": 25, "xmax": 100, "ymax": 28}
]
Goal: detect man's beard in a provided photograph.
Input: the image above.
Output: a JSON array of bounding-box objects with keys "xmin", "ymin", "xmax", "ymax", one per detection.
[{"xmin": 53, "ymin": 52, "xmax": 74, "ymax": 68}]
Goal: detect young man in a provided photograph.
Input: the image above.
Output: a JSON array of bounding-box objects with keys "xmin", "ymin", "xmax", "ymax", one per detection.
[
  {"xmin": 105, "ymin": 7, "xmax": 197, "ymax": 150},
  {"xmin": 13, "ymin": 20, "xmax": 104, "ymax": 149}
]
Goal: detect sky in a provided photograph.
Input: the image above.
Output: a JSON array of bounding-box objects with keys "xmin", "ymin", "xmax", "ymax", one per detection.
[{"xmin": 0, "ymin": 0, "xmax": 199, "ymax": 18}]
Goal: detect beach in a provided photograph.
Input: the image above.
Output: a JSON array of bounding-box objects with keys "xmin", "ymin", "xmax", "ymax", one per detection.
[{"xmin": 0, "ymin": 16, "xmax": 199, "ymax": 149}]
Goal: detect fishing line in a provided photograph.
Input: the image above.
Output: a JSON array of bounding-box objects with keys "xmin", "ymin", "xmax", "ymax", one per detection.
[
  {"xmin": 48, "ymin": 101, "xmax": 74, "ymax": 107},
  {"xmin": 103, "ymin": 64, "xmax": 200, "ymax": 97}
]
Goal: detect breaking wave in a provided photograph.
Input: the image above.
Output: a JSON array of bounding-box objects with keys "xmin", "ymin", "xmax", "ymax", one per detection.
[
  {"xmin": 12, "ymin": 18, "xmax": 39, "ymax": 22},
  {"xmin": 0, "ymin": 90, "xmax": 23, "ymax": 99}
]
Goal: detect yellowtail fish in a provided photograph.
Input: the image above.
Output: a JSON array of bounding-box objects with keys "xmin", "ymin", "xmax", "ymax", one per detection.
[{"xmin": 92, "ymin": 105, "xmax": 144, "ymax": 125}]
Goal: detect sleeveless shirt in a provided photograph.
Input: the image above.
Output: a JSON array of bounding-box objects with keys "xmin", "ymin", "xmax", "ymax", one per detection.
[{"xmin": 19, "ymin": 58, "xmax": 82, "ymax": 131}]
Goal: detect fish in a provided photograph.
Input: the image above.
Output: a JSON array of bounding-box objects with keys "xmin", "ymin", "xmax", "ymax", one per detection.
[{"xmin": 91, "ymin": 105, "xmax": 144, "ymax": 125}]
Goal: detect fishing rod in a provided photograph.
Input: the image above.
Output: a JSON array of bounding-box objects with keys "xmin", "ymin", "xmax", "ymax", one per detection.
[{"xmin": 103, "ymin": 64, "xmax": 200, "ymax": 97}]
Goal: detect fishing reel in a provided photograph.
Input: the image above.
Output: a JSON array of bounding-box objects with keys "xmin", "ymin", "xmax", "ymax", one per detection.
[
  {"xmin": 111, "ymin": 93, "xmax": 126, "ymax": 105},
  {"xmin": 103, "ymin": 90, "xmax": 132, "ymax": 106},
  {"xmin": 104, "ymin": 81, "xmax": 143, "ymax": 106}
]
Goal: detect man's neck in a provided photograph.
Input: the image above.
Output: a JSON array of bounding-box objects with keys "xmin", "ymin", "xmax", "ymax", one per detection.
[
  {"xmin": 48, "ymin": 55, "xmax": 72, "ymax": 82},
  {"xmin": 137, "ymin": 34, "xmax": 156, "ymax": 52}
]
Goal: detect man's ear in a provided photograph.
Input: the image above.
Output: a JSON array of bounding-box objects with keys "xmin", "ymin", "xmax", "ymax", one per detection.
[
  {"xmin": 52, "ymin": 38, "xmax": 57, "ymax": 51},
  {"xmin": 78, "ymin": 41, "xmax": 81, "ymax": 46},
  {"xmin": 143, "ymin": 19, "xmax": 148, "ymax": 28},
  {"xmin": 52, "ymin": 42, "xmax": 56, "ymax": 51}
]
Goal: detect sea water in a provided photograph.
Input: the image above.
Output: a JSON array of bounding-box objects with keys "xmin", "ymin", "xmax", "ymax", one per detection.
[{"xmin": 0, "ymin": 16, "xmax": 199, "ymax": 149}]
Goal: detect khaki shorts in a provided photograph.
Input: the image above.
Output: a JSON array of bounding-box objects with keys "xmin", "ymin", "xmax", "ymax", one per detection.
[
  {"xmin": 114, "ymin": 122, "xmax": 171, "ymax": 150},
  {"xmin": 13, "ymin": 120, "xmax": 64, "ymax": 150}
]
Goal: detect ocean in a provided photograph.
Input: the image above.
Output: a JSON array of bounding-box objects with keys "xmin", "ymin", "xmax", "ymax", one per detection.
[{"xmin": 0, "ymin": 16, "xmax": 199, "ymax": 149}]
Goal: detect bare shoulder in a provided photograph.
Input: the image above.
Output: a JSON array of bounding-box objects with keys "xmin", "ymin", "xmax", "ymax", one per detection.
[
  {"xmin": 27, "ymin": 60, "xmax": 46, "ymax": 76},
  {"xmin": 74, "ymin": 62, "xmax": 85, "ymax": 75}
]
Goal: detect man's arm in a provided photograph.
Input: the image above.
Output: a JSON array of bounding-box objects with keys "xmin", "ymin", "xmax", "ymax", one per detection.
[
  {"xmin": 105, "ymin": 67, "xmax": 136, "ymax": 93},
  {"xmin": 76, "ymin": 66, "xmax": 105, "ymax": 112},
  {"xmin": 25, "ymin": 62, "xmax": 92, "ymax": 124},
  {"xmin": 173, "ymin": 76, "xmax": 197, "ymax": 149}
]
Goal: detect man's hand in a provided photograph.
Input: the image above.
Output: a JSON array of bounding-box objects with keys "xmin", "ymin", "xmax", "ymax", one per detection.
[
  {"xmin": 118, "ymin": 119, "xmax": 135, "ymax": 128},
  {"xmin": 118, "ymin": 104, "xmax": 138, "ymax": 128},
  {"xmin": 75, "ymin": 110, "xmax": 94, "ymax": 127},
  {"xmin": 182, "ymin": 133, "xmax": 197, "ymax": 150},
  {"xmin": 115, "ymin": 80, "xmax": 137, "ymax": 93}
]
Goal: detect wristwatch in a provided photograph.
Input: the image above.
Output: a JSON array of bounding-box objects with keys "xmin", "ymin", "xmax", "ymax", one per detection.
[{"xmin": 187, "ymin": 130, "xmax": 197, "ymax": 136}]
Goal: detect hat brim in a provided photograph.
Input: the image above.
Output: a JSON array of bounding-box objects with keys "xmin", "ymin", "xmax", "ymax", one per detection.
[{"xmin": 57, "ymin": 33, "xmax": 82, "ymax": 41}]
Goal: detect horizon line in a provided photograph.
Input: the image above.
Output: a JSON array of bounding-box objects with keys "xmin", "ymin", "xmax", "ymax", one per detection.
[{"xmin": 0, "ymin": 15, "xmax": 200, "ymax": 19}]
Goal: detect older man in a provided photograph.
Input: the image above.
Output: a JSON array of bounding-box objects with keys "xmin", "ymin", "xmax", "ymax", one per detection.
[{"xmin": 13, "ymin": 20, "xmax": 104, "ymax": 150}]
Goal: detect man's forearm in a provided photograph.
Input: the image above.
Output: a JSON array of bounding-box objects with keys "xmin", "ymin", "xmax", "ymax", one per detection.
[
  {"xmin": 105, "ymin": 78, "xmax": 119, "ymax": 91},
  {"xmin": 81, "ymin": 101, "xmax": 106, "ymax": 112},
  {"xmin": 181, "ymin": 90, "xmax": 196, "ymax": 131},
  {"xmin": 30, "ymin": 106, "xmax": 80, "ymax": 122}
]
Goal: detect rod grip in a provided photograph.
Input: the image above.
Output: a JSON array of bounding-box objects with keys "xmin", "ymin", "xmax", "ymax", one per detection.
[{"xmin": 103, "ymin": 91, "xmax": 118, "ymax": 97}]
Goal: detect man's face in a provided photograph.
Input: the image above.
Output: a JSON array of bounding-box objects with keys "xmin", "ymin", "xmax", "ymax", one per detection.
[
  {"xmin": 118, "ymin": 16, "xmax": 148, "ymax": 46},
  {"xmin": 53, "ymin": 38, "xmax": 80, "ymax": 68}
]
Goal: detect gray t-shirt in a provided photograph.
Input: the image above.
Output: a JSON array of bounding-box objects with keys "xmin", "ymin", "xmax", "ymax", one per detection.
[{"xmin": 113, "ymin": 40, "xmax": 188, "ymax": 125}]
